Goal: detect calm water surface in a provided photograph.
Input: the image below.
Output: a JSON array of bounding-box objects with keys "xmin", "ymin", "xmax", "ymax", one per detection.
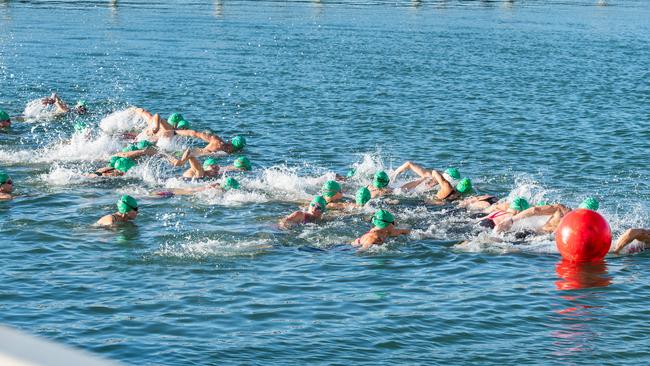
[{"xmin": 1, "ymin": 1, "xmax": 650, "ymax": 365}]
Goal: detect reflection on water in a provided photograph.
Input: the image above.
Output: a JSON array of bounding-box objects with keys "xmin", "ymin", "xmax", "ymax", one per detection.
[{"xmin": 555, "ymin": 260, "xmax": 612, "ymax": 291}]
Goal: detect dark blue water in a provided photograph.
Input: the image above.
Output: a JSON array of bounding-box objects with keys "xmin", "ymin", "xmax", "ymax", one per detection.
[{"xmin": 2, "ymin": 1, "xmax": 650, "ymax": 364}]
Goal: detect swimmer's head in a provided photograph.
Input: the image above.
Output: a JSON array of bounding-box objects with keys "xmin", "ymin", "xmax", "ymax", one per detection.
[
  {"xmin": 136, "ymin": 140, "xmax": 153, "ymax": 150},
  {"xmin": 116, "ymin": 195, "xmax": 138, "ymax": 218},
  {"xmin": 373, "ymin": 171, "xmax": 390, "ymax": 189},
  {"xmin": 455, "ymin": 178, "xmax": 472, "ymax": 195},
  {"xmin": 175, "ymin": 120, "xmax": 190, "ymax": 130},
  {"xmin": 122, "ymin": 144, "xmax": 138, "ymax": 152},
  {"xmin": 372, "ymin": 209, "xmax": 395, "ymax": 229},
  {"xmin": 355, "ymin": 186, "xmax": 371, "ymax": 206},
  {"xmin": 75, "ymin": 100, "xmax": 87, "ymax": 114},
  {"xmin": 231, "ymin": 135, "xmax": 246, "ymax": 151},
  {"xmin": 114, "ymin": 157, "xmax": 136, "ymax": 173},
  {"xmin": 444, "ymin": 167, "xmax": 461, "ymax": 180},
  {"xmin": 0, "ymin": 110, "xmax": 11, "ymax": 127},
  {"xmin": 223, "ymin": 177, "xmax": 240, "ymax": 190},
  {"xmin": 168, "ymin": 113, "xmax": 184, "ymax": 126},
  {"xmin": 233, "ymin": 156, "xmax": 252, "ymax": 171},
  {"xmin": 203, "ymin": 158, "xmax": 220, "ymax": 175},
  {"xmin": 321, "ymin": 180, "xmax": 342, "ymax": 199},
  {"xmin": 309, "ymin": 195, "xmax": 327, "ymax": 214},
  {"xmin": 510, "ymin": 197, "xmax": 530, "ymax": 212},
  {"xmin": 0, "ymin": 172, "xmax": 13, "ymax": 193},
  {"xmin": 108, "ymin": 156, "xmax": 120, "ymax": 168},
  {"xmin": 73, "ymin": 121, "xmax": 87, "ymax": 132},
  {"xmin": 346, "ymin": 168, "xmax": 356, "ymax": 178},
  {"xmin": 579, "ymin": 197, "xmax": 599, "ymax": 211}
]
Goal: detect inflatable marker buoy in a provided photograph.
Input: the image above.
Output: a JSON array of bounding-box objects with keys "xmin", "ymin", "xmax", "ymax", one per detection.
[{"xmin": 555, "ymin": 209, "xmax": 611, "ymax": 262}]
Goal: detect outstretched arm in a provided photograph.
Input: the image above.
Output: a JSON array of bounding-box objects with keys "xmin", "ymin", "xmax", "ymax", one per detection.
[
  {"xmin": 512, "ymin": 205, "xmax": 564, "ymax": 221},
  {"xmin": 400, "ymin": 177, "xmax": 429, "ymax": 191},
  {"xmin": 53, "ymin": 94, "xmax": 70, "ymax": 114},
  {"xmin": 168, "ymin": 148, "xmax": 191, "ymax": 167},
  {"xmin": 614, "ymin": 228, "xmax": 650, "ymax": 254},
  {"xmin": 174, "ymin": 129, "xmax": 219, "ymax": 143},
  {"xmin": 389, "ymin": 226, "xmax": 411, "ymax": 236},
  {"xmin": 186, "ymin": 155, "xmax": 205, "ymax": 177},
  {"xmin": 391, "ymin": 161, "xmax": 432, "ymax": 181},
  {"xmin": 114, "ymin": 148, "xmax": 156, "ymax": 159}
]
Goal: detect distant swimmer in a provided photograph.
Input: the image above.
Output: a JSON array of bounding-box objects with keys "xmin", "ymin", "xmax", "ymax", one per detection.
[
  {"xmin": 279, "ymin": 195, "xmax": 327, "ymax": 229},
  {"xmin": 367, "ymin": 171, "xmax": 392, "ymax": 198},
  {"xmin": 97, "ymin": 195, "xmax": 138, "ymax": 226},
  {"xmin": 133, "ymin": 108, "xmax": 190, "ymax": 141},
  {"xmin": 155, "ymin": 177, "xmax": 240, "ymax": 197},
  {"xmin": 0, "ymin": 172, "xmax": 14, "ymax": 200},
  {"xmin": 495, "ymin": 197, "xmax": 599, "ymax": 235},
  {"xmin": 391, "ymin": 161, "xmax": 472, "ymax": 202},
  {"xmin": 613, "ymin": 228, "xmax": 650, "ymax": 254},
  {"xmin": 351, "ymin": 209, "xmax": 410, "ymax": 251},
  {"xmin": 88, "ymin": 156, "xmax": 136, "ymax": 177},
  {"xmin": 477, "ymin": 197, "xmax": 531, "ymax": 231},
  {"xmin": 174, "ymin": 128, "xmax": 246, "ymax": 155},
  {"xmin": 41, "ymin": 93, "xmax": 87, "ymax": 115},
  {"xmin": 0, "ymin": 110, "xmax": 11, "ymax": 128}
]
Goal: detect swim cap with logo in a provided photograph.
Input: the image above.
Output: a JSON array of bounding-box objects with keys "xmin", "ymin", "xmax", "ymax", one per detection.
[
  {"xmin": 114, "ymin": 157, "xmax": 136, "ymax": 173},
  {"xmin": 175, "ymin": 120, "xmax": 190, "ymax": 130},
  {"xmin": 356, "ymin": 187, "xmax": 371, "ymax": 206},
  {"xmin": 136, "ymin": 140, "xmax": 153, "ymax": 150},
  {"xmin": 455, "ymin": 178, "xmax": 472, "ymax": 195},
  {"xmin": 0, "ymin": 172, "xmax": 10, "ymax": 184},
  {"xmin": 321, "ymin": 180, "xmax": 341, "ymax": 198},
  {"xmin": 310, "ymin": 195, "xmax": 327, "ymax": 212},
  {"xmin": 372, "ymin": 209, "xmax": 395, "ymax": 229},
  {"xmin": 203, "ymin": 158, "xmax": 219, "ymax": 169},
  {"xmin": 346, "ymin": 168, "xmax": 356, "ymax": 178},
  {"xmin": 116, "ymin": 195, "xmax": 138, "ymax": 214},
  {"xmin": 168, "ymin": 113, "xmax": 183, "ymax": 126},
  {"xmin": 231, "ymin": 135, "xmax": 246, "ymax": 151},
  {"xmin": 579, "ymin": 197, "xmax": 599, "ymax": 211},
  {"xmin": 122, "ymin": 144, "xmax": 138, "ymax": 152},
  {"xmin": 233, "ymin": 156, "xmax": 252, "ymax": 171},
  {"xmin": 444, "ymin": 167, "xmax": 461, "ymax": 180},
  {"xmin": 74, "ymin": 121, "xmax": 87, "ymax": 132},
  {"xmin": 0, "ymin": 110, "xmax": 11, "ymax": 122},
  {"xmin": 373, "ymin": 171, "xmax": 390, "ymax": 188},
  {"xmin": 223, "ymin": 177, "xmax": 240, "ymax": 190},
  {"xmin": 510, "ymin": 197, "xmax": 531, "ymax": 212}
]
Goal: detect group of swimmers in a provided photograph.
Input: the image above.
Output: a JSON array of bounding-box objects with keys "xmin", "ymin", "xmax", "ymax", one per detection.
[{"xmin": 1, "ymin": 97, "xmax": 650, "ymax": 254}]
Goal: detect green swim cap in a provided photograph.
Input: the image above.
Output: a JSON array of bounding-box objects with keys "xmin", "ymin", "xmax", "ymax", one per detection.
[
  {"xmin": 175, "ymin": 119, "xmax": 190, "ymax": 130},
  {"xmin": 346, "ymin": 168, "xmax": 356, "ymax": 178},
  {"xmin": 203, "ymin": 157, "xmax": 219, "ymax": 169},
  {"xmin": 73, "ymin": 121, "xmax": 87, "ymax": 132},
  {"xmin": 231, "ymin": 135, "xmax": 246, "ymax": 151},
  {"xmin": 122, "ymin": 144, "xmax": 138, "ymax": 152},
  {"xmin": 373, "ymin": 171, "xmax": 390, "ymax": 188},
  {"xmin": 0, "ymin": 110, "xmax": 10, "ymax": 121},
  {"xmin": 114, "ymin": 157, "xmax": 136, "ymax": 173},
  {"xmin": 168, "ymin": 113, "xmax": 183, "ymax": 125},
  {"xmin": 444, "ymin": 167, "xmax": 461, "ymax": 180},
  {"xmin": 108, "ymin": 156, "xmax": 120, "ymax": 168},
  {"xmin": 455, "ymin": 178, "xmax": 472, "ymax": 195},
  {"xmin": 356, "ymin": 186, "xmax": 371, "ymax": 206},
  {"xmin": 310, "ymin": 195, "xmax": 327, "ymax": 212},
  {"xmin": 136, "ymin": 140, "xmax": 153, "ymax": 150},
  {"xmin": 579, "ymin": 197, "xmax": 599, "ymax": 211},
  {"xmin": 536, "ymin": 201, "xmax": 550, "ymax": 207},
  {"xmin": 0, "ymin": 172, "xmax": 10, "ymax": 184},
  {"xmin": 372, "ymin": 209, "xmax": 395, "ymax": 229},
  {"xmin": 510, "ymin": 197, "xmax": 530, "ymax": 212},
  {"xmin": 321, "ymin": 180, "xmax": 341, "ymax": 198},
  {"xmin": 116, "ymin": 195, "xmax": 138, "ymax": 214},
  {"xmin": 233, "ymin": 156, "xmax": 252, "ymax": 171},
  {"xmin": 223, "ymin": 177, "xmax": 240, "ymax": 190},
  {"xmin": 76, "ymin": 100, "xmax": 87, "ymax": 108}
]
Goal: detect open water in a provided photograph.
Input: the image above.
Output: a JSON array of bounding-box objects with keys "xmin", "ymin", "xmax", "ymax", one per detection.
[{"xmin": 1, "ymin": 0, "xmax": 650, "ymax": 365}]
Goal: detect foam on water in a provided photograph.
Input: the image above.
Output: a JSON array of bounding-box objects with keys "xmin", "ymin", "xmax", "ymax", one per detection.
[
  {"xmin": 154, "ymin": 237, "xmax": 274, "ymax": 259},
  {"xmin": 22, "ymin": 99, "xmax": 58, "ymax": 121},
  {"xmin": 98, "ymin": 108, "xmax": 147, "ymax": 134}
]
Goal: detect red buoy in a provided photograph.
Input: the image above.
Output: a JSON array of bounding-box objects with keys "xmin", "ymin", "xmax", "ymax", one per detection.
[{"xmin": 555, "ymin": 209, "xmax": 611, "ymax": 262}]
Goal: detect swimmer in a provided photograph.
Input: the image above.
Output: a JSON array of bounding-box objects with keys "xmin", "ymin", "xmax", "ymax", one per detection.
[
  {"xmin": 320, "ymin": 186, "xmax": 373, "ymax": 211},
  {"xmin": 613, "ymin": 228, "xmax": 650, "ymax": 254},
  {"xmin": 391, "ymin": 161, "xmax": 471, "ymax": 201},
  {"xmin": 320, "ymin": 180, "xmax": 346, "ymax": 209},
  {"xmin": 88, "ymin": 156, "xmax": 136, "ymax": 177},
  {"xmin": 0, "ymin": 172, "xmax": 14, "ymax": 200},
  {"xmin": 168, "ymin": 149, "xmax": 221, "ymax": 179},
  {"xmin": 97, "ymin": 195, "xmax": 139, "ymax": 226},
  {"xmin": 133, "ymin": 108, "xmax": 189, "ymax": 141},
  {"xmin": 457, "ymin": 194, "xmax": 501, "ymax": 211},
  {"xmin": 351, "ymin": 209, "xmax": 411, "ymax": 251},
  {"xmin": 334, "ymin": 168, "xmax": 357, "ymax": 182},
  {"xmin": 114, "ymin": 140, "xmax": 157, "ymax": 159},
  {"xmin": 42, "ymin": 93, "xmax": 87, "ymax": 115},
  {"xmin": 279, "ymin": 195, "xmax": 327, "ymax": 229},
  {"xmin": 0, "ymin": 110, "xmax": 11, "ymax": 128},
  {"xmin": 496, "ymin": 197, "xmax": 598, "ymax": 234},
  {"xmin": 174, "ymin": 128, "xmax": 246, "ymax": 155},
  {"xmin": 478, "ymin": 197, "xmax": 530, "ymax": 232},
  {"xmin": 367, "ymin": 171, "xmax": 392, "ymax": 198},
  {"xmin": 155, "ymin": 177, "xmax": 240, "ymax": 197}
]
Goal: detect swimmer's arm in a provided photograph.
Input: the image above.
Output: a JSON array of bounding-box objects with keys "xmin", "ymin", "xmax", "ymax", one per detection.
[
  {"xmin": 279, "ymin": 211, "xmax": 303, "ymax": 229},
  {"xmin": 187, "ymin": 155, "xmax": 205, "ymax": 177},
  {"xmin": 389, "ymin": 227, "xmax": 411, "ymax": 236},
  {"xmin": 96, "ymin": 214, "xmax": 115, "ymax": 226},
  {"xmin": 0, "ymin": 192, "xmax": 12, "ymax": 200},
  {"xmin": 614, "ymin": 228, "xmax": 650, "ymax": 254},
  {"xmin": 400, "ymin": 177, "xmax": 428, "ymax": 191},
  {"xmin": 52, "ymin": 94, "xmax": 70, "ymax": 114},
  {"xmin": 326, "ymin": 202, "xmax": 350, "ymax": 210},
  {"xmin": 174, "ymin": 129, "xmax": 216, "ymax": 143},
  {"xmin": 512, "ymin": 205, "xmax": 565, "ymax": 221},
  {"xmin": 114, "ymin": 148, "xmax": 156, "ymax": 159},
  {"xmin": 431, "ymin": 170, "xmax": 454, "ymax": 200},
  {"xmin": 133, "ymin": 107, "xmax": 154, "ymax": 120},
  {"xmin": 391, "ymin": 161, "xmax": 432, "ymax": 181}
]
